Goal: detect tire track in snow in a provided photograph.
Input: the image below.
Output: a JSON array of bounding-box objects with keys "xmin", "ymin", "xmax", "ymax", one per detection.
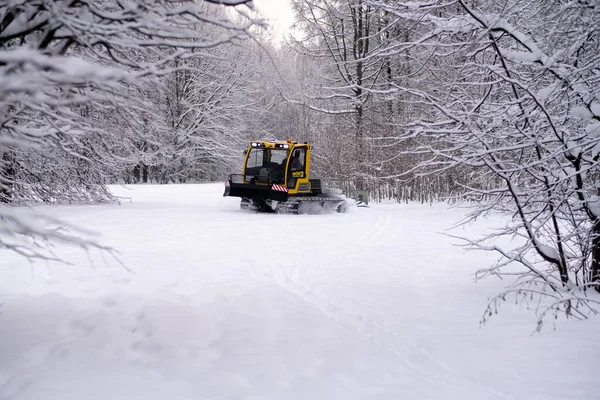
[
  {"xmin": 0, "ymin": 374, "xmax": 33, "ymax": 400},
  {"xmin": 264, "ymin": 263, "xmax": 454, "ymax": 387},
  {"xmin": 358, "ymin": 215, "xmax": 392, "ymax": 244},
  {"xmin": 0, "ymin": 316, "xmax": 90, "ymax": 400},
  {"xmin": 0, "ymin": 299, "xmax": 162, "ymax": 400},
  {"xmin": 358, "ymin": 215, "xmax": 384, "ymax": 241}
]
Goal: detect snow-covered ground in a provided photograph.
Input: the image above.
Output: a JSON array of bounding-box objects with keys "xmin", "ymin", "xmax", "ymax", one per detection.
[{"xmin": 0, "ymin": 183, "xmax": 598, "ymax": 400}]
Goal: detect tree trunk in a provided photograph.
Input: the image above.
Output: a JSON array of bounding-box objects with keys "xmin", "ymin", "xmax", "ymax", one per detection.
[
  {"xmin": 142, "ymin": 164, "xmax": 148, "ymax": 183},
  {"xmin": 591, "ymin": 221, "xmax": 600, "ymax": 293},
  {"xmin": 354, "ymin": 77, "xmax": 365, "ymax": 190},
  {"xmin": 0, "ymin": 151, "xmax": 15, "ymax": 203},
  {"xmin": 133, "ymin": 164, "xmax": 140, "ymax": 183}
]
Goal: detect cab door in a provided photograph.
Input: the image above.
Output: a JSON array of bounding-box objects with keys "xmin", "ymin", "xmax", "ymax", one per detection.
[{"xmin": 287, "ymin": 145, "xmax": 309, "ymax": 193}]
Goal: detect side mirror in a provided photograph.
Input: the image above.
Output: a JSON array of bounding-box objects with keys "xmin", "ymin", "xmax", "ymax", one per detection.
[{"xmin": 243, "ymin": 150, "xmax": 247, "ymax": 155}]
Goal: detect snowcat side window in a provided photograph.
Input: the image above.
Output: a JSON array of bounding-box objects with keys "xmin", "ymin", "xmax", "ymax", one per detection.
[
  {"xmin": 247, "ymin": 148, "xmax": 265, "ymax": 168},
  {"xmin": 245, "ymin": 148, "xmax": 266, "ymax": 178},
  {"xmin": 291, "ymin": 148, "xmax": 306, "ymax": 171}
]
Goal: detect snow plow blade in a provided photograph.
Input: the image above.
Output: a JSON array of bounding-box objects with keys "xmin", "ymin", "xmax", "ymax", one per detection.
[{"xmin": 223, "ymin": 179, "xmax": 288, "ymax": 202}]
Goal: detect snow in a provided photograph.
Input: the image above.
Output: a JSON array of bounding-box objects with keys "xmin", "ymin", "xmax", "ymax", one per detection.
[
  {"xmin": 0, "ymin": 183, "xmax": 598, "ymax": 400},
  {"xmin": 0, "ymin": 48, "xmax": 116, "ymax": 79},
  {"xmin": 572, "ymin": 106, "xmax": 594, "ymax": 120},
  {"xmin": 537, "ymin": 83, "xmax": 558, "ymax": 99},
  {"xmin": 501, "ymin": 49, "xmax": 542, "ymax": 63},
  {"xmin": 536, "ymin": 243, "xmax": 561, "ymax": 263},
  {"xmin": 586, "ymin": 122, "xmax": 600, "ymax": 137},
  {"xmin": 591, "ymin": 102, "xmax": 600, "ymax": 116},
  {"xmin": 587, "ymin": 195, "xmax": 600, "ymax": 219}
]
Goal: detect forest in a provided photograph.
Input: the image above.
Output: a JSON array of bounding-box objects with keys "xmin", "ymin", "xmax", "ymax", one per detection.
[{"xmin": 1, "ymin": 0, "xmax": 599, "ymax": 321}]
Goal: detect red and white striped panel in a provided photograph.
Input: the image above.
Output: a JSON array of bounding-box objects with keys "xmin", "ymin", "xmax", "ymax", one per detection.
[{"xmin": 271, "ymin": 184, "xmax": 288, "ymax": 192}]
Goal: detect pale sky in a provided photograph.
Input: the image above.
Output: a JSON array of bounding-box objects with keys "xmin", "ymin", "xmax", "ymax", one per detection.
[{"xmin": 252, "ymin": 0, "xmax": 295, "ymax": 41}]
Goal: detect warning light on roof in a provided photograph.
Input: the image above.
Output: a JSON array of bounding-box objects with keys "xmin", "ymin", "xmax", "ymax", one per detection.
[{"xmin": 287, "ymin": 138, "xmax": 292, "ymax": 143}]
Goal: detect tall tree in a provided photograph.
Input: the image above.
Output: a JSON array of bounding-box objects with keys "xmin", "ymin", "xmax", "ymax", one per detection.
[{"xmin": 289, "ymin": 0, "xmax": 389, "ymax": 188}]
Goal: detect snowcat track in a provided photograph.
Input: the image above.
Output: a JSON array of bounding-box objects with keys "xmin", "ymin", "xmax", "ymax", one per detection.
[
  {"xmin": 276, "ymin": 196, "xmax": 348, "ymax": 214},
  {"xmin": 240, "ymin": 196, "xmax": 348, "ymax": 215}
]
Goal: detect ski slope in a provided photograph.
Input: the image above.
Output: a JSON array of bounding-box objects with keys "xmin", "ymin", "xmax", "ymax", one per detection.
[{"xmin": 0, "ymin": 183, "xmax": 598, "ymax": 400}]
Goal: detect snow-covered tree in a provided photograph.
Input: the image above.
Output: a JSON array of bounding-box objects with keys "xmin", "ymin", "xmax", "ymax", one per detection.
[
  {"xmin": 147, "ymin": 38, "xmax": 274, "ymax": 183},
  {"xmin": 284, "ymin": 0, "xmax": 440, "ymax": 200},
  {"xmin": 288, "ymin": 0, "xmax": 393, "ymax": 189},
  {"xmin": 0, "ymin": 0, "xmax": 257, "ymax": 259},
  {"xmin": 359, "ymin": 0, "xmax": 600, "ymax": 325}
]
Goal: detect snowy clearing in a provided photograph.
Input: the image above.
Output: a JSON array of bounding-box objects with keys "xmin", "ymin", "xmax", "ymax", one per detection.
[{"xmin": 0, "ymin": 183, "xmax": 598, "ymax": 400}]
